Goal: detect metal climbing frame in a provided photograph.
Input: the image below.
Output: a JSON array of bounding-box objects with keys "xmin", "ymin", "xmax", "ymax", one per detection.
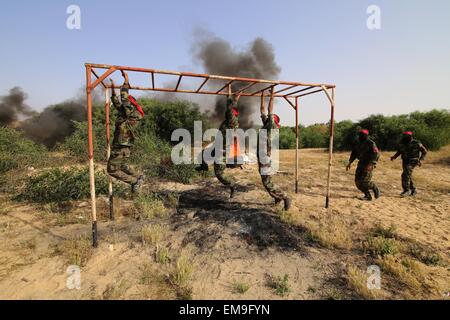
[{"xmin": 85, "ymin": 63, "xmax": 336, "ymax": 247}]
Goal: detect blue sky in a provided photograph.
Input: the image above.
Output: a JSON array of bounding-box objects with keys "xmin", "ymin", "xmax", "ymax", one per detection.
[{"xmin": 0, "ymin": 0, "xmax": 449, "ymax": 125}]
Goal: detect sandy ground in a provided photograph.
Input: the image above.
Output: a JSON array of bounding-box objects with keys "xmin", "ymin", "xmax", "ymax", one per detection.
[{"xmin": 0, "ymin": 147, "xmax": 448, "ymax": 300}]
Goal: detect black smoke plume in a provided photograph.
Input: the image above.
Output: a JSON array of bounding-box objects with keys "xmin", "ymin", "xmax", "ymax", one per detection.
[
  {"xmin": 192, "ymin": 32, "xmax": 281, "ymax": 128},
  {"xmin": 0, "ymin": 86, "xmax": 99, "ymax": 148},
  {"xmin": 19, "ymin": 99, "xmax": 87, "ymax": 147},
  {"xmin": 0, "ymin": 87, "xmax": 36, "ymax": 127}
]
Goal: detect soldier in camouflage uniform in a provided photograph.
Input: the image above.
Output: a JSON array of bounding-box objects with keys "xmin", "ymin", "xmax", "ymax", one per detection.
[
  {"xmin": 258, "ymin": 111, "xmax": 291, "ymax": 211},
  {"xmin": 346, "ymin": 129, "xmax": 381, "ymax": 201},
  {"xmin": 107, "ymin": 71, "xmax": 144, "ymax": 193},
  {"xmin": 213, "ymin": 95, "xmax": 241, "ymax": 198},
  {"xmin": 390, "ymin": 131, "xmax": 427, "ymax": 196}
]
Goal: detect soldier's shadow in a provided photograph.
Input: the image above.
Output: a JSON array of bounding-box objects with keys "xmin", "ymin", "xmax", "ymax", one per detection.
[{"xmin": 173, "ymin": 187, "xmax": 309, "ymax": 254}]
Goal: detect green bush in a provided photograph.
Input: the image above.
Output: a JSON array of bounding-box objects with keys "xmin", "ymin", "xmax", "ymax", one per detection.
[
  {"xmin": 59, "ymin": 121, "xmax": 106, "ymax": 162},
  {"xmin": 281, "ymin": 109, "xmax": 450, "ymax": 151},
  {"xmin": 0, "ymin": 127, "xmax": 47, "ymax": 173},
  {"xmin": 16, "ymin": 167, "xmax": 126, "ymax": 203}
]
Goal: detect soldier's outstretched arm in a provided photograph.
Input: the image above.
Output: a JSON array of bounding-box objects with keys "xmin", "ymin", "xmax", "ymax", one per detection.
[
  {"xmin": 110, "ymin": 79, "xmax": 121, "ymax": 110},
  {"xmin": 419, "ymin": 144, "xmax": 428, "ymax": 160},
  {"xmin": 391, "ymin": 151, "xmax": 401, "ymax": 161},
  {"xmin": 346, "ymin": 149, "xmax": 357, "ymax": 171}
]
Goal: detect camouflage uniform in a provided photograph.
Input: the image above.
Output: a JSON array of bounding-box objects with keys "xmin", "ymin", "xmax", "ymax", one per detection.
[
  {"xmin": 107, "ymin": 83, "xmax": 143, "ymax": 185},
  {"xmin": 257, "ymin": 113, "xmax": 288, "ymax": 202},
  {"xmin": 213, "ymin": 98, "xmax": 239, "ymax": 188},
  {"xmin": 392, "ymin": 139, "xmax": 427, "ymax": 193},
  {"xmin": 348, "ymin": 138, "xmax": 380, "ymax": 196}
]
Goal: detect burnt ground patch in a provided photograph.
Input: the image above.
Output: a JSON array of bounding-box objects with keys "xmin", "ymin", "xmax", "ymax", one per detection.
[{"xmin": 173, "ymin": 187, "xmax": 308, "ymax": 252}]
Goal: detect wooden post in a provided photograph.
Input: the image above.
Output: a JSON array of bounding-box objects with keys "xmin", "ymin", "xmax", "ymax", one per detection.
[
  {"xmin": 86, "ymin": 66, "xmax": 98, "ymax": 247},
  {"xmin": 105, "ymin": 88, "xmax": 114, "ymax": 220},
  {"xmin": 295, "ymin": 97, "xmax": 299, "ymax": 194},
  {"xmin": 324, "ymin": 87, "xmax": 335, "ymax": 209}
]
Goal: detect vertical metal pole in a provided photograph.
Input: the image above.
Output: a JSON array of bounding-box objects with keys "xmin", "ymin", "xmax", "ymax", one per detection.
[
  {"xmin": 86, "ymin": 66, "xmax": 98, "ymax": 247},
  {"xmin": 105, "ymin": 88, "xmax": 114, "ymax": 220},
  {"xmin": 295, "ymin": 97, "xmax": 299, "ymax": 194},
  {"xmin": 325, "ymin": 88, "xmax": 335, "ymax": 208}
]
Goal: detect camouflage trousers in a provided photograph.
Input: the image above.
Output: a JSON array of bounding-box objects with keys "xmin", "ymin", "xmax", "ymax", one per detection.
[
  {"xmin": 355, "ymin": 163, "xmax": 377, "ymax": 193},
  {"xmin": 402, "ymin": 161, "xmax": 417, "ymax": 192},
  {"xmin": 107, "ymin": 146, "xmax": 140, "ymax": 185},
  {"xmin": 260, "ymin": 174, "xmax": 287, "ymax": 201},
  {"xmin": 213, "ymin": 163, "xmax": 236, "ymax": 188}
]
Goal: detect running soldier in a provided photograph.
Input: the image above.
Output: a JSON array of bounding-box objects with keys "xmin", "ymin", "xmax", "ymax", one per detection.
[
  {"xmin": 346, "ymin": 129, "xmax": 381, "ymax": 201},
  {"xmin": 390, "ymin": 131, "xmax": 428, "ymax": 196}
]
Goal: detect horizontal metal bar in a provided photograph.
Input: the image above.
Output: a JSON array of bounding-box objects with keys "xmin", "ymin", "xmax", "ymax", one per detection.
[
  {"xmin": 107, "ymin": 84, "xmax": 317, "ymax": 98},
  {"xmin": 250, "ymin": 84, "xmax": 277, "ymax": 96},
  {"xmin": 234, "ymin": 82, "xmax": 257, "ymax": 95},
  {"xmin": 86, "ymin": 63, "xmax": 335, "ymax": 89},
  {"xmin": 216, "ymin": 80, "xmax": 234, "ymax": 94},
  {"xmin": 285, "ymin": 86, "xmax": 315, "ymax": 96},
  {"xmin": 295, "ymin": 88, "xmax": 325, "ymax": 98},
  {"xmin": 274, "ymin": 84, "xmax": 298, "ymax": 95}
]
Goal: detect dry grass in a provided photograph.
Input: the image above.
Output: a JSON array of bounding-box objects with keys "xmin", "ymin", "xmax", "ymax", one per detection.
[
  {"xmin": 55, "ymin": 235, "xmax": 93, "ymax": 267},
  {"xmin": 169, "ymin": 254, "xmax": 194, "ymax": 288},
  {"xmin": 141, "ymin": 224, "xmax": 167, "ymax": 246},
  {"xmin": 346, "ymin": 265, "xmax": 383, "ymax": 300},
  {"xmin": 364, "ymin": 236, "xmax": 400, "ymax": 257},
  {"xmin": 134, "ymin": 193, "xmax": 168, "ymax": 220},
  {"xmin": 102, "ymin": 280, "xmax": 130, "ymax": 300},
  {"xmin": 155, "ymin": 245, "xmax": 170, "ymax": 264},
  {"xmin": 310, "ymin": 214, "xmax": 353, "ymax": 250},
  {"xmin": 266, "ymin": 274, "xmax": 291, "ymax": 297},
  {"xmin": 231, "ymin": 280, "xmax": 251, "ymax": 294},
  {"xmin": 376, "ymin": 255, "xmax": 423, "ymax": 291}
]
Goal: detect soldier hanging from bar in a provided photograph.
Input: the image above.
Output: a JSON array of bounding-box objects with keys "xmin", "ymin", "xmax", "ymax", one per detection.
[
  {"xmin": 213, "ymin": 90, "xmax": 242, "ymax": 199},
  {"xmin": 258, "ymin": 88, "xmax": 291, "ymax": 211},
  {"xmin": 107, "ymin": 71, "xmax": 144, "ymax": 193}
]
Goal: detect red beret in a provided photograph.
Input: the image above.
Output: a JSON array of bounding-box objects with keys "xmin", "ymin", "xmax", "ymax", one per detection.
[
  {"xmin": 359, "ymin": 129, "xmax": 369, "ymax": 135},
  {"xmin": 403, "ymin": 131, "xmax": 413, "ymax": 135}
]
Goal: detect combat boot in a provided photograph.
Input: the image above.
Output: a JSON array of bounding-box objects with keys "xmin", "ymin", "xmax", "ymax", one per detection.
[
  {"xmin": 410, "ymin": 188, "xmax": 417, "ymax": 196},
  {"xmin": 360, "ymin": 192, "xmax": 372, "ymax": 201},
  {"xmin": 131, "ymin": 175, "xmax": 144, "ymax": 194},
  {"xmin": 373, "ymin": 186, "xmax": 381, "ymax": 199},
  {"xmin": 283, "ymin": 198, "xmax": 291, "ymax": 211},
  {"xmin": 400, "ymin": 190, "xmax": 410, "ymax": 197}
]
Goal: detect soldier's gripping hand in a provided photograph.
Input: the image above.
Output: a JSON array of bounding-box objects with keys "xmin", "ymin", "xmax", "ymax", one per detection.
[{"xmin": 346, "ymin": 162, "xmax": 352, "ymax": 171}]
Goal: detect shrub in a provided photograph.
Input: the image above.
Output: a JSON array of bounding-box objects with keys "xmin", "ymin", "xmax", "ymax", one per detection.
[
  {"xmin": 59, "ymin": 121, "xmax": 106, "ymax": 162},
  {"xmin": 134, "ymin": 193, "xmax": 168, "ymax": 219},
  {"xmin": 16, "ymin": 167, "xmax": 126, "ymax": 203},
  {"xmin": 266, "ymin": 274, "xmax": 291, "ymax": 297},
  {"xmin": 364, "ymin": 236, "xmax": 399, "ymax": 257},
  {"xmin": 0, "ymin": 127, "xmax": 47, "ymax": 172}
]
